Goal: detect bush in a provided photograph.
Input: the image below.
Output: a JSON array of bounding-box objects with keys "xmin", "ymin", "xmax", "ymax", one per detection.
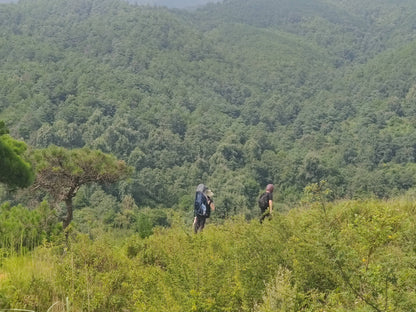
[{"xmin": 2, "ymin": 198, "xmax": 416, "ymax": 311}]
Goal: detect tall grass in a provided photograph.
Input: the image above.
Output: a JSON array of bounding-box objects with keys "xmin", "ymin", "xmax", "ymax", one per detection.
[
  {"xmin": 1, "ymin": 197, "xmax": 416, "ymax": 311},
  {"xmin": 0, "ymin": 246, "xmax": 66, "ymax": 312}
]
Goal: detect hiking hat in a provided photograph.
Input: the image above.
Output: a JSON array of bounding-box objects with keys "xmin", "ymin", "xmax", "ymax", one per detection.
[
  {"xmin": 206, "ymin": 189, "xmax": 214, "ymax": 197},
  {"xmin": 266, "ymin": 184, "xmax": 274, "ymax": 192}
]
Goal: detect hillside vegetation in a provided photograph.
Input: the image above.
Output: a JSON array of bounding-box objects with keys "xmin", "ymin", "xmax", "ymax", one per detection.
[
  {"xmin": 1, "ymin": 0, "xmax": 416, "ymax": 214},
  {"xmin": 1, "ymin": 197, "xmax": 416, "ymax": 311},
  {"xmin": 2, "ymin": 0, "xmax": 416, "ymax": 310}
]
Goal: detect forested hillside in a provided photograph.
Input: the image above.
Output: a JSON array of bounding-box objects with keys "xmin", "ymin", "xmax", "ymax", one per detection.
[
  {"xmin": 2, "ymin": 0, "xmax": 416, "ymax": 310},
  {"xmin": 2, "ymin": 0, "xmax": 416, "ymax": 217}
]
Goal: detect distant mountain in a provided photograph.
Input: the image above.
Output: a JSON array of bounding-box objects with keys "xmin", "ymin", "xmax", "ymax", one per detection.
[
  {"xmin": 2, "ymin": 0, "xmax": 416, "ymax": 210},
  {"xmin": 0, "ymin": 0, "xmax": 221, "ymax": 8},
  {"xmin": 127, "ymin": 0, "xmax": 222, "ymax": 9}
]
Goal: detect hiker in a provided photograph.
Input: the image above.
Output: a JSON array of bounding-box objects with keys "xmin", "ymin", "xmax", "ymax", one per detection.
[
  {"xmin": 259, "ymin": 184, "xmax": 274, "ymax": 223},
  {"xmin": 193, "ymin": 184, "xmax": 214, "ymax": 233}
]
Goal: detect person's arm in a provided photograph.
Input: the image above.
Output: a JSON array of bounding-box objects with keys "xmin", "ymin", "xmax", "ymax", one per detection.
[{"xmin": 268, "ymin": 199, "xmax": 273, "ymax": 214}]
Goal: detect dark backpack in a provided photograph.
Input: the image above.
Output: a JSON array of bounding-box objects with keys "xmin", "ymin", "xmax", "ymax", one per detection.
[
  {"xmin": 195, "ymin": 192, "xmax": 208, "ymax": 217},
  {"xmin": 258, "ymin": 192, "xmax": 269, "ymax": 210},
  {"xmin": 197, "ymin": 202, "xmax": 208, "ymax": 216}
]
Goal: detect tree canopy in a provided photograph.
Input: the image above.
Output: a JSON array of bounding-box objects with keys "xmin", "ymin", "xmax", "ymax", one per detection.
[
  {"xmin": 1, "ymin": 0, "xmax": 416, "ymax": 211},
  {"xmin": 31, "ymin": 146, "xmax": 132, "ymax": 227},
  {"xmin": 0, "ymin": 121, "xmax": 34, "ymax": 189}
]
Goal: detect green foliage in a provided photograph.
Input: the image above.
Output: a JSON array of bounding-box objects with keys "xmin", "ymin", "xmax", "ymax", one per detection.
[
  {"xmin": 2, "ymin": 0, "xmax": 416, "ymax": 207},
  {"xmin": 302, "ymin": 180, "xmax": 332, "ymax": 213},
  {"xmin": 31, "ymin": 145, "xmax": 132, "ymax": 228},
  {"xmin": 0, "ymin": 201, "xmax": 61, "ymax": 255},
  {"xmin": 2, "ymin": 198, "xmax": 416, "ymax": 311},
  {"xmin": 3, "ymin": 0, "xmax": 416, "ymax": 310},
  {"xmin": 253, "ymin": 266, "xmax": 297, "ymax": 312},
  {"xmin": 0, "ymin": 122, "xmax": 34, "ymax": 189},
  {"xmin": 284, "ymin": 198, "xmax": 416, "ymax": 311},
  {"xmin": 51, "ymin": 216, "xmax": 288, "ymax": 311},
  {"xmin": 0, "ymin": 247, "xmax": 66, "ymax": 311}
]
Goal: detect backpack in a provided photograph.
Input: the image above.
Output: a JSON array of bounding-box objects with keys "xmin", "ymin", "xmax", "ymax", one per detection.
[
  {"xmin": 197, "ymin": 203, "xmax": 207, "ymax": 217},
  {"xmin": 258, "ymin": 192, "xmax": 269, "ymax": 210},
  {"xmin": 195, "ymin": 192, "xmax": 208, "ymax": 217}
]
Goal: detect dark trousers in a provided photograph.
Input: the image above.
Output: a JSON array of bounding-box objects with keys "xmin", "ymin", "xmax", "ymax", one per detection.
[
  {"xmin": 193, "ymin": 215, "xmax": 206, "ymax": 233},
  {"xmin": 260, "ymin": 208, "xmax": 270, "ymax": 223}
]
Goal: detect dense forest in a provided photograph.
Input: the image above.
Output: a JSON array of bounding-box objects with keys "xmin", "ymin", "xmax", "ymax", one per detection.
[
  {"xmin": 1, "ymin": 0, "xmax": 416, "ymax": 310},
  {"xmin": 2, "ymin": 0, "xmax": 416, "ymax": 214}
]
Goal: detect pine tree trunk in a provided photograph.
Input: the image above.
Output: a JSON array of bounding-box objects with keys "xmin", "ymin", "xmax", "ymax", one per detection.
[{"xmin": 63, "ymin": 197, "xmax": 73, "ymax": 229}]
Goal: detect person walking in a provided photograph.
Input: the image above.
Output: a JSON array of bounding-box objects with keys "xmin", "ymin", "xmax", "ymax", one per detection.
[
  {"xmin": 258, "ymin": 184, "xmax": 274, "ymax": 223},
  {"xmin": 193, "ymin": 184, "xmax": 211, "ymax": 233}
]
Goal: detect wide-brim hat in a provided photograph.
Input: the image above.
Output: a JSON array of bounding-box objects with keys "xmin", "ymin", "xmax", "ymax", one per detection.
[{"xmin": 206, "ymin": 189, "xmax": 214, "ymax": 197}]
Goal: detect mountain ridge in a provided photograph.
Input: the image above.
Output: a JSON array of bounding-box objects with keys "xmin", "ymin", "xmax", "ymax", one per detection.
[{"xmin": 1, "ymin": 0, "xmax": 416, "ymax": 212}]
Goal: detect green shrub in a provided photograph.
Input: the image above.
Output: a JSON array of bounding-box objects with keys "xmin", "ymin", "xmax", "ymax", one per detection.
[{"xmin": 2, "ymin": 198, "xmax": 416, "ymax": 311}]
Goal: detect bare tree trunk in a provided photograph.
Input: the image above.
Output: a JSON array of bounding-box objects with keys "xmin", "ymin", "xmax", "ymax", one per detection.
[{"xmin": 63, "ymin": 197, "xmax": 73, "ymax": 229}]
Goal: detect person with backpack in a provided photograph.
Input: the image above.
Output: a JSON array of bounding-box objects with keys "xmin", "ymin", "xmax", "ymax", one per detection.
[
  {"xmin": 193, "ymin": 184, "xmax": 214, "ymax": 233},
  {"xmin": 258, "ymin": 184, "xmax": 274, "ymax": 223}
]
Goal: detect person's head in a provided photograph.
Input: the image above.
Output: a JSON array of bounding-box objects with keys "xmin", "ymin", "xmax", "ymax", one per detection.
[
  {"xmin": 266, "ymin": 184, "xmax": 274, "ymax": 193},
  {"xmin": 196, "ymin": 184, "xmax": 207, "ymax": 193}
]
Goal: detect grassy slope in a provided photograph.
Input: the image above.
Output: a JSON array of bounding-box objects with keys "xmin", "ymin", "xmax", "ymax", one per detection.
[{"xmin": 1, "ymin": 196, "xmax": 416, "ymax": 311}]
